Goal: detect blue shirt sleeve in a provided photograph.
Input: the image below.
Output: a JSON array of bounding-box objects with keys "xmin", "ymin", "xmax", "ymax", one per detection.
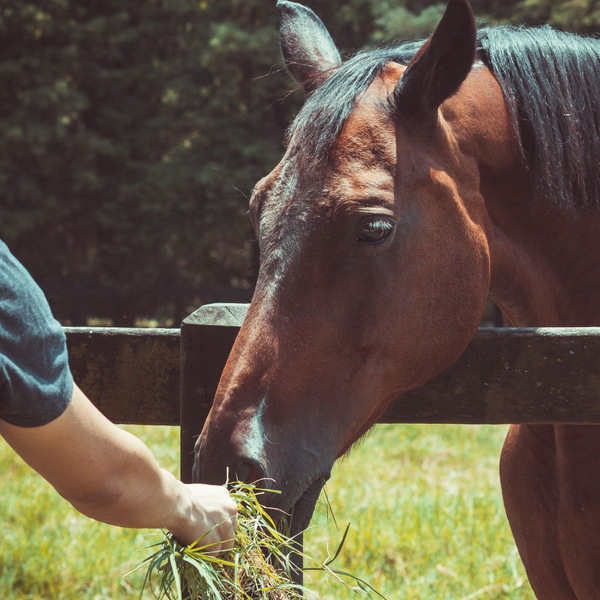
[{"xmin": 0, "ymin": 241, "xmax": 73, "ymax": 427}]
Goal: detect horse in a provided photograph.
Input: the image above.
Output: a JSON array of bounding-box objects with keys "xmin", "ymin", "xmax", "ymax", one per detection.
[{"xmin": 194, "ymin": 0, "xmax": 600, "ymax": 597}]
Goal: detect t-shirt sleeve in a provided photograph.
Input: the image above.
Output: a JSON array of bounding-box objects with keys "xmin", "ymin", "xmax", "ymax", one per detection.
[{"xmin": 0, "ymin": 242, "xmax": 73, "ymax": 427}]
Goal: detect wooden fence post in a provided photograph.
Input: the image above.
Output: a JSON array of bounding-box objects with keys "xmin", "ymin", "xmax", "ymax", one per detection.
[{"xmin": 179, "ymin": 303, "xmax": 248, "ymax": 483}]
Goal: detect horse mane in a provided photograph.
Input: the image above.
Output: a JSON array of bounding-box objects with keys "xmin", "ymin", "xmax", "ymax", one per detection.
[
  {"xmin": 288, "ymin": 26, "xmax": 600, "ymax": 212},
  {"xmin": 480, "ymin": 26, "xmax": 600, "ymax": 212}
]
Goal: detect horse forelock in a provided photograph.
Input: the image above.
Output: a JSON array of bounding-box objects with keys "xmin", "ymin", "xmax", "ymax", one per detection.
[{"xmin": 286, "ymin": 44, "xmax": 421, "ymax": 167}]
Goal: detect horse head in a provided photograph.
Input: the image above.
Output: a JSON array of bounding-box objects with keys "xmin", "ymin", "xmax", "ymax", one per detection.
[{"xmin": 195, "ymin": 0, "xmax": 491, "ymax": 532}]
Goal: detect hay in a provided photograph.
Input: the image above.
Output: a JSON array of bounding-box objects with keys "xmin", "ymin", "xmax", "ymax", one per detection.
[{"xmin": 132, "ymin": 482, "xmax": 385, "ymax": 600}]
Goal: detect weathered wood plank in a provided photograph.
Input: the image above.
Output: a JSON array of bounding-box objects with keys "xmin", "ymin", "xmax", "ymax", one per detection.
[
  {"xmin": 382, "ymin": 327, "xmax": 600, "ymax": 424},
  {"xmin": 65, "ymin": 327, "xmax": 180, "ymax": 425},
  {"xmin": 185, "ymin": 305, "xmax": 600, "ymax": 425},
  {"xmin": 65, "ymin": 306, "xmax": 600, "ymax": 428}
]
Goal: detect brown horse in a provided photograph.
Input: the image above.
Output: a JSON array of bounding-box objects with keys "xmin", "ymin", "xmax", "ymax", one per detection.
[{"xmin": 194, "ymin": 0, "xmax": 600, "ymax": 597}]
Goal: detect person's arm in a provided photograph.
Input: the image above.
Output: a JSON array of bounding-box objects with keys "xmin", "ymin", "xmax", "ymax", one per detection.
[{"xmin": 0, "ymin": 382, "xmax": 237, "ymax": 549}]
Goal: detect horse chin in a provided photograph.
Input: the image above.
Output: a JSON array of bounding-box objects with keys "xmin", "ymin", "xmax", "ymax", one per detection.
[
  {"xmin": 288, "ymin": 477, "xmax": 327, "ymax": 538},
  {"xmin": 278, "ymin": 477, "xmax": 327, "ymax": 587}
]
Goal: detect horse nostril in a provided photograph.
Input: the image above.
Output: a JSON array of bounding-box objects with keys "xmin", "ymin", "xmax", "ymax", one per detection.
[{"xmin": 233, "ymin": 460, "xmax": 264, "ymax": 484}]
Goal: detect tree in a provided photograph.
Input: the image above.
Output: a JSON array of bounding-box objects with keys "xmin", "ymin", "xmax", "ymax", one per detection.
[{"xmin": 0, "ymin": 0, "xmax": 266, "ymax": 325}]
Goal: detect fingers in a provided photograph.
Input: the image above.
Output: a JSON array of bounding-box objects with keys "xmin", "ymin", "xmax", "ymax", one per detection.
[
  {"xmin": 216, "ymin": 493, "xmax": 238, "ymax": 552},
  {"xmin": 220, "ymin": 495, "xmax": 238, "ymax": 552},
  {"xmin": 198, "ymin": 515, "xmax": 236, "ymax": 553},
  {"xmin": 215, "ymin": 516, "xmax": 236, "ymax": 553},
  {"xmin": 173, "ymin": 483, "xmax": 238, "ymax": 550},
  {"xmin": 203, "ymin": 493, "xmax": 237, "ymax": 552}
]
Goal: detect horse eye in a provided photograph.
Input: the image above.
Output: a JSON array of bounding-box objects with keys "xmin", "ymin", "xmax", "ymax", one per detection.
[{"xmin": 356, "ymin": 218, "xmax": 395, "ymax": 244}]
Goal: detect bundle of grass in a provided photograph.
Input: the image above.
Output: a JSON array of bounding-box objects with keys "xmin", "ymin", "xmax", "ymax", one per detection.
[{"xmin": 133, "ymin": 482, "xmax": 385, "ymax": 600}]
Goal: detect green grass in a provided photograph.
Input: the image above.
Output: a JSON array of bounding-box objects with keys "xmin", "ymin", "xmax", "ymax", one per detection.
[
  {"xmin": 0, "ymin": 424, "xmax": 533, "ymax": 599},
  {"xmin": 304, "ymin": 425, "xmax": 533, "ymax": 599}
]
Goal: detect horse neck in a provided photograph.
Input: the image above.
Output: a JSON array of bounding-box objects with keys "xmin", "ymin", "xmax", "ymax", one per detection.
[
  {"xmin": 486, "ymin": 198, "xmax": 600, "ymax": 327},
  {"xmin": 448, "ymin": 67, "xmax": 600, "ymax": 328}
]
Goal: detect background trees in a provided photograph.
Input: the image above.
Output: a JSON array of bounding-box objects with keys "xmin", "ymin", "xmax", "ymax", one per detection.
[{"xmin": 1, "ymin": 0, "xmax": 594, "ymax": 324}]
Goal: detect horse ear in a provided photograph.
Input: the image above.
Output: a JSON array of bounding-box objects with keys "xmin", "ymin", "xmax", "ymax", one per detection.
[
  {"xmin": 394, "ymin": 0, "xmax": 476, "ymax": 117},
  {"xmin": 277, "ymin": 0, "xmax": 342, "ymax": 95}
]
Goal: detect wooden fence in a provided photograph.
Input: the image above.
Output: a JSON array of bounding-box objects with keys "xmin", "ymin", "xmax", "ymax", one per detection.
[{"xmin": 65, "ymin": 302, "xmax": 600, "ymax": 483}]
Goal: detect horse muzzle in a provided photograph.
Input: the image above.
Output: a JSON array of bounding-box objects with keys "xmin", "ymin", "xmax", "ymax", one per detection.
[{"xmin": 193, "ymin": 429, "xmax": 332, "ymax": 531}]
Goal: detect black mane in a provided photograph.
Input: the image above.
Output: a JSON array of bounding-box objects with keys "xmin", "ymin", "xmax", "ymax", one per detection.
[{"xmin": 288, "ymin": 26, "xmax": 600, "ymax": 212}]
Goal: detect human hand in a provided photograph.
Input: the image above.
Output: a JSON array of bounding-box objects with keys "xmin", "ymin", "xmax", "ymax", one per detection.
[{"xmin": 169, "ymin": 482, "xmax": 238, "ymax": 551}]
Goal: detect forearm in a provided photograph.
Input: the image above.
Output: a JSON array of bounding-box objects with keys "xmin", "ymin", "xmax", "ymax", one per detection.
[
  {"xmin": 54, "ymin": 426, "xmax": 236, "ymax": 546},
  {"xmin": 61, "ymin": 428, "xmax": 190, "ymax": 532},
  {"xmin": 0, "ymin": 384, "xmax": 236, "ymax": 547}
]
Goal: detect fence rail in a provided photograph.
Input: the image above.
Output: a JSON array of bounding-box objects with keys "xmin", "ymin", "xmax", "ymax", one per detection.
[
  {"xmin": 65, "ymin": 303, "xmax": 600, "ymax": 481},
  {"xmin": 65, "ymin": 327, "xmax": 180, "ymax": 425}
]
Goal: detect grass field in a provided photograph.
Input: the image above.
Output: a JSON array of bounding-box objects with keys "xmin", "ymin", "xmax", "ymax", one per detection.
[{"xmin": 0, "ymin": 423, "xmax": 534, "ymax": 599}]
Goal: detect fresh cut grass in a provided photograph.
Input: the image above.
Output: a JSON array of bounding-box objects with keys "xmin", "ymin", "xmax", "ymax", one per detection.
[{"xmin": 0, "ymin": 423, "xmax": 533, "ymax": 599}]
